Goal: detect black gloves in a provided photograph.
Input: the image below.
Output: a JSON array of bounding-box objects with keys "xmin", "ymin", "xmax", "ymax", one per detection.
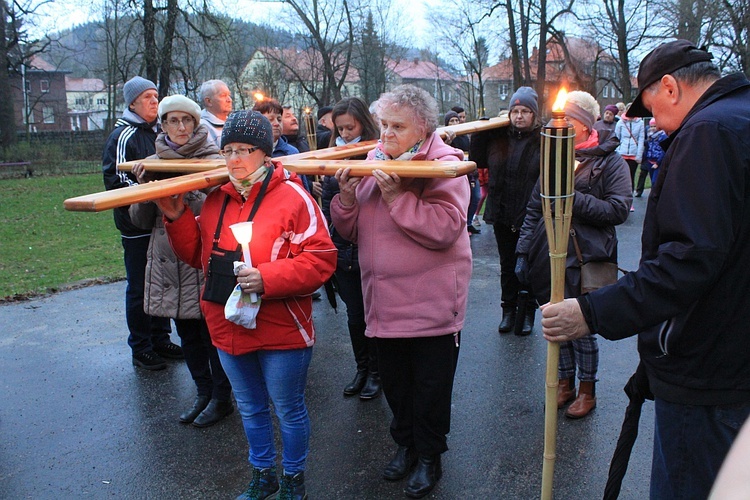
[{"xmin": 515, "ymin": 255, "xmax": 530, "ymax": 286}]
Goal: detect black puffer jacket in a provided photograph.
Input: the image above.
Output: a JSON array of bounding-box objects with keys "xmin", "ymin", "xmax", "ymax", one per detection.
[
  {"xmin": 470, "ymin": 125, "xmax": 541, "ymax": 227},
  {"xmin": 516, "ymin": 145, "xmax": 632, "ymax": 303}
]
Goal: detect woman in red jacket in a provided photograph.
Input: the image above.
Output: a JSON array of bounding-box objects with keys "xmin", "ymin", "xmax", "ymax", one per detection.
[{"xmin": 154, "ymin": 110, "xmax": 336, "ymax": 500}]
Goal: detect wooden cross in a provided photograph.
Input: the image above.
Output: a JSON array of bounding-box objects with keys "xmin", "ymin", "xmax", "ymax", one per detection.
[{"xmin": 64, "ymin": 115, "xmax": 509, "ymax": 212}]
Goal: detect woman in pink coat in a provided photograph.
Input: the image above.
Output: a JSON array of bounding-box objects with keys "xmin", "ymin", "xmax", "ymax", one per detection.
[{"xmin": 331, "ymin": 85, "xmax": 472, "ymax": 499}]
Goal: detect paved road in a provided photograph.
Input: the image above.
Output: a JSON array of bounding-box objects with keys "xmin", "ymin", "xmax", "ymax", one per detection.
[{"xmin": 0, "ymin": 193, "xmax": 654, "ymax": 499}]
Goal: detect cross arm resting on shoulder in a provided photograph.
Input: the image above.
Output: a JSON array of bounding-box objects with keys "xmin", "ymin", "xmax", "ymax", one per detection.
[{"xmin": 540, "ymin": 298, "xmax": 592, "ymax": 342}]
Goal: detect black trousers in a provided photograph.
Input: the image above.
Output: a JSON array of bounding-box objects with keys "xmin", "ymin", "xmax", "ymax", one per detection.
[
  {"xmin": 122, "ymin": 235, "xmax": 171, "ymax": 355},
  {"xmin": 376, "ymin": 333, "xmax": 460, "ymax": 456},
  {"xmin": 174, "ymin": 318, "xmax": 232, "ymax": 401},
  {"xmin": 492, "ymin": 222, "xmax": 536, "ymax": 309}
]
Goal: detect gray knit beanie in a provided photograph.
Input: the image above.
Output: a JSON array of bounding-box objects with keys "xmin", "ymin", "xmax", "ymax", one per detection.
[
  {"xmin": 221, "ymin": 110, "xmax": 274, "ymax": 156},
  {"xmin": 123, "ymin": 76, "xmax": 157, "ymax": 106},
  {"xmin": 509, "ymin": 86, "xmax": 539, "ymax": 116}
]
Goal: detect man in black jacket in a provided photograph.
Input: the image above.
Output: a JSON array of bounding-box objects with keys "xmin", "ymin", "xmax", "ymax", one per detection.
[
  {"xmin": 470, "ymin": 87, "xmax": 541, "ymax": 336},
  {"xmin": 102, "ymin": 76, "xmax": 182, "ymax": 370},
  {"xmin": 541, "ymin": 40, "xmax": 750, "ymax": 498}
]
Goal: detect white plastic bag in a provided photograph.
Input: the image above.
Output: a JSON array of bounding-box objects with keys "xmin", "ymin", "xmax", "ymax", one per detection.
[{"xmin": 224, "ymin": 262, "xmax": 261, "ymax": 329}]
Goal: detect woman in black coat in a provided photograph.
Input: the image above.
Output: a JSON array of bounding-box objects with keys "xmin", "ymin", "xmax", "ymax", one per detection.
[{"xmin": 516, "ymin": 91, "xmax": 632, "ymax": 419}]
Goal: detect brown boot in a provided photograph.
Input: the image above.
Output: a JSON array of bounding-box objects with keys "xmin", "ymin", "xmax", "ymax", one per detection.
[
  {"xmin": 557, "ymin": 377, "xmax": 576, "ymax": 408},
  {"xmin": 565, "ymin": 381, "xmax": 596, "ymax": 419}
]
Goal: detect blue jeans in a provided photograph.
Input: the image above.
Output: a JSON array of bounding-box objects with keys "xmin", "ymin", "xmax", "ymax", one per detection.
[
  {"xmin": 218, "ymin": 347, "xmax": 313, "ymax": 474},
  {"xmin": 650, "ymin": 397, "xmax": 750, "ymax": 499}
]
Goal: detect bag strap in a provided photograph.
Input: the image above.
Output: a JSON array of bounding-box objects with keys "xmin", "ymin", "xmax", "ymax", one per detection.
[
  {"xmin": 570, "ymin": 228, "xmax": 584, "ymax": 266},
  {"xmin": 211, "ymin": 170, "xmax": 273, "ymax": 251}
]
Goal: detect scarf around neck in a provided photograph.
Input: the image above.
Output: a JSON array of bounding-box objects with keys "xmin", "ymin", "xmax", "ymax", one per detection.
[{"xmin": 229, "ymin": 164, "xmax": 270, "ymax": 199}]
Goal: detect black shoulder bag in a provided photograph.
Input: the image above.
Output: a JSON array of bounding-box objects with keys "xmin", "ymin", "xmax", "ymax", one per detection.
[{"xmin": 202, "ymin": 173, "xmax": 271, "ymax": 304}]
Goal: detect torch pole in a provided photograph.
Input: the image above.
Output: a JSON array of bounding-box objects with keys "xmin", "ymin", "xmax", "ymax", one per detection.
[
  {"xmin": 539, "ymin": 105, "xmax": 576, "ymax": 500},
  {"xmin": 303, "ymin": 108, "xmax": 322, "ymax": 205}
]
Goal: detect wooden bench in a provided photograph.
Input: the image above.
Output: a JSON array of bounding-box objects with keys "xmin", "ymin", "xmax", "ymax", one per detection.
[{"xmin": 0, "ymin": 161, "xmax": 33, "ymax": 178}]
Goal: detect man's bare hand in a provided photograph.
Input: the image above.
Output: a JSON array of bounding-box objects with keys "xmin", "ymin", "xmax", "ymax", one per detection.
[{"xmin": 540, "ymin": 298, "xmax": 591, "ymax": 342}]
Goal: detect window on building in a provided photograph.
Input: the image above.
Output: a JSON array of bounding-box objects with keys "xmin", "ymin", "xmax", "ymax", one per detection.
[
  {"xmin": 75, "ymin": 98, "xmax": 85, "ymax": 105},
  {"xmin": 25, "ymin": 81, "xmax": 31, "ymax": 92},
  {"xmin": 40, "ymin": 80, "xmax": 50, "ymax": 93},
  {"xmin": 96, "ymin": 98, "xmax": 106, "ymax": 105},
  {"xmin": 43, "ymin": 107, "xmax": 54, "ymax": 124},
  {"xmin": 603, "ymin": 85, "xmax": 609, "ymax": 98},
  {"xmin": 498, "ymin": 83, "xmax": 509, "ymax": 100}
]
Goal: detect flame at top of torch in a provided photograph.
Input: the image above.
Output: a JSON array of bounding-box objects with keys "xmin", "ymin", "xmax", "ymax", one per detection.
[
  {"xmin": 253, "ymin": 92, "xmax": 265, "ymax": 102},
  {"xmin": 552, "ymin": 88, "xmax": 568, "ymax": 114},
  {"xmin": 303, "ymin": 107, "xmax": 311, "ymax": 115}
]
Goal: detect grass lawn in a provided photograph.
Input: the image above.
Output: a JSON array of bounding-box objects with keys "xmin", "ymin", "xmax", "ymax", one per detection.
[{"xmin": 0, "ymin": 173, "xmax": 124, "ymax": 300}]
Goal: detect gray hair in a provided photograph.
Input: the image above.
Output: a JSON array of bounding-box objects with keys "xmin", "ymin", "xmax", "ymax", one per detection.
[
  {"xmin": 375, "ymin": 84, "xmax": 439, "ymax": 135},
  {"xmin": 199, "ymin": 80, "xmax": 227, "ymax": 106},
  {"xmin": 645, "ymin": 60, "xmax": 720, "ymax": 98}
]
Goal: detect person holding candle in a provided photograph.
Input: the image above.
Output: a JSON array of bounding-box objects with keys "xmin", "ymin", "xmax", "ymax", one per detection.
[
  {"xmin": 129, "ymin": 95, "xmax": 234, "ymax": 427},
  {"xmin": 153, "ymin": 110, "xmax": 337, "ymax": 500},
  {"xmin": 321, "ymin": 97, "xmax": 382, "ymax": 400},
  {"xmin": 515, "ymin": 90, "xmax": 632, "ymax": 418},
  {"xmin": 469, "ymin": 86, "xmax": 542, "ymax": 336},
  {"xmin": 541, "ymin": 40, "xmax": 750, "ymax": 498},
  {"xmin": 331, "ymin": 84, "xmax": 471, "ymax": 498}
]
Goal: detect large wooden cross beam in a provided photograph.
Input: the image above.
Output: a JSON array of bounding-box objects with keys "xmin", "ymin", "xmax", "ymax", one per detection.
[{"xmin": 64, "ymin": 115, "xmax": 509, "ymax": 212}]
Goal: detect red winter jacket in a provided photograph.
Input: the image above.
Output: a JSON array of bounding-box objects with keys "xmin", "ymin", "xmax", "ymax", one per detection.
[{"xmin": 165, "ymin": 162, "xmax": 337, "ymax": 355}]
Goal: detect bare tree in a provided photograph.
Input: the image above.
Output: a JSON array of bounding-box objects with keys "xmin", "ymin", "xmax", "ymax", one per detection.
[
  {"xmin": 271, "ymin": 0, "xmax": 358, "ymax": 105},
  {"xmin": 0, "ymin": 0, "xmax": 55, "ymax": 144},
  {"xmin": 578, "ymin": 0, "xmax": 651, "ymax": 103},
  {"xmin": 429, "ymin": 0, "xmax": 493, "ymax": 116}
]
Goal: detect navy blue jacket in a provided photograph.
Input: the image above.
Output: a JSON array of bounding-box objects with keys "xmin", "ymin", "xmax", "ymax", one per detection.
[
  {"xmin": 580, "ymin": 73, "xmax": 750, "ymax": 405},
  {"xmin": 102, "ymin": 112, "xmax": 157, "ymax": 236}
]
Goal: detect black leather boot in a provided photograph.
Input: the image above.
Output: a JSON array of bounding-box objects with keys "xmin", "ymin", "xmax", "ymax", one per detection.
[
  {"xmin": 360, "ymin": 341, "xmax": 381, "ymax": 400},
  {"xmin": 359, "ymin": 371, "xmax": 381, "ymax": 400},
  {"xmin": 343, "ymin": 370, "xmax": 367, "ymax": 396},
  {"xmin": 383, "ymin": 445, "xmax": 417, "ymax": 481},
  {"xmin": 344, "ymin": 322, "xmax": 369, "ymax": 396},
  {"xmin": 179, "ymin": 395, "xmax": 210, "ymax": 424},
  {"xmin": 517, "ymin": 307, "xmax": 536, "ymax": 336},
  {"xmin": 192, "ymin": 399, "xmax": 234, "ymax": 428},
  {"xmin": 404, "ymin": 454, "xmax": 442, "ymax": 498},
  {"xmin": 497, "ymin": 306, "xmax": 517, "ymax": 333}
]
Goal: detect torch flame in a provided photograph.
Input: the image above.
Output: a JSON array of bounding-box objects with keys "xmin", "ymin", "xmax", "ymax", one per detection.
[
  {"xmin": 303, "ymin": 107, "xmax": 311, "ymax": 115},
  {"xmin": 552, "ymin": 88, "xmax": 568, "ymax": 112},
  {"xmin": 253, "ymin": 92, "xmax": 265, "ymax": 102}
]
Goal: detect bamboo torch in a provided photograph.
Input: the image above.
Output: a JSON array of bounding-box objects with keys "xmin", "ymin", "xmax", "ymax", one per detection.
[
  {"xmin": 302, "ymin": 106, "xmax": 323, "ymax": 204},
  {"xmin": 540, "ymin": 88, "xmax": 576, "ymax": 500},
  {"xmin": 303, "ymin": 107, "xmax": 318, "ymax": 152}
]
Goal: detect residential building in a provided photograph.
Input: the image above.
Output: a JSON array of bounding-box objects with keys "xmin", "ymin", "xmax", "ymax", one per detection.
[
  {"xmin": 66, "ymin": 77, "xmax": 109, "ymax": 131},
  {"xmin": 481, "ymin": 37, "xmax": 634, "ymax": 117},
  {"xmin": 10, "ymin": 56, "xmax": 70, "ymax": 132}
]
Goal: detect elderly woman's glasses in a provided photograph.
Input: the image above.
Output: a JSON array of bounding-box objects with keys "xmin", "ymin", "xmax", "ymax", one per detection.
[
  {"xmin": 220, "ymin": 146, "xmax": 260, "ymax": 158},
  {"xmin": 165, "ymin": 117, "xmax": 195, "ymax": 127},
  {"xmin": 510, "ymin": 109, "xmax": 533, "ymax": 117}
]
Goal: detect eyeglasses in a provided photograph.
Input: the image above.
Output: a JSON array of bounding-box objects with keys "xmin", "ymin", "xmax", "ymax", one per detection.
[
  {"xmin": 510, "ymin": 109, "xmax": 533, "ymax": 117},
  {"xmin": 220, "ymin": 146, "xmax": 260, "ymax": 158},
  {"xmin": 165, "ymin": 117, "xmax": 195, "ymax": 127}
]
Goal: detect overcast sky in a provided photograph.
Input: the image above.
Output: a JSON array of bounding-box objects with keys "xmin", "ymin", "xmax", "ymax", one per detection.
[{"xmin": 37, "ymin": 0, "xmax": 434, "ymax": 47}]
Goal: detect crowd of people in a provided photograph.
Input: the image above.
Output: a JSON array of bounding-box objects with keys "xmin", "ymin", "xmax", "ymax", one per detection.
[{"xmin": 100, "ymin": 38, "xmax": 750, "ymax": 498}]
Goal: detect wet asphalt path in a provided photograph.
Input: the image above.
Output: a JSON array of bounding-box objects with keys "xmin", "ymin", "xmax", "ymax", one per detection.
[{"xmin": 0, "ymin": 192, "xmax": 654, "ymax": 499}]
